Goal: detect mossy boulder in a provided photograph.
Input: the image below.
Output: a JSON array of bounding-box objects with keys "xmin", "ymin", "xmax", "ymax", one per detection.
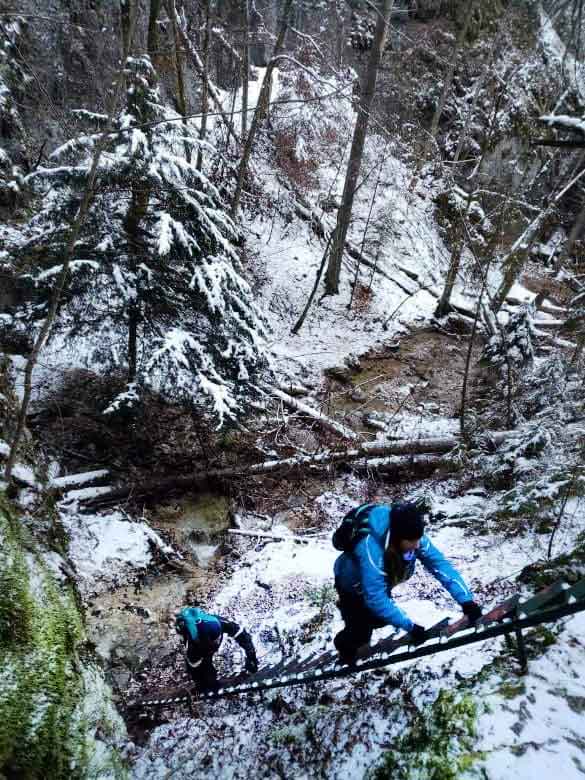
[
  {"xmin": 370, "ymin": 689, "xmax": 483, "ymax": 780},
  {"xmin": 0, "ymin": 494, "xmax": 126, "ymax": 779}
]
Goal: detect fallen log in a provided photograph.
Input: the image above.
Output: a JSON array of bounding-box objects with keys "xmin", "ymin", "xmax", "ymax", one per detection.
[
  {"xmin": 264, "ymin": 384, "xmax": 362, "ymax": 441},
  {"xmin": 51, "ymin": 469, "xmax": 110, "ymax": 490},
  {"xmin": 79, "ymin": 431, "xmax": 510, "ymax": 510},
  {"xmin": 353, "ymin": 453, "xmax": 457, "ymax": 479},
  {"xmin": 227, "ymin": 529, "xmax": 309, "ymax": 544},
  {"xmin": 276, "ymin": 382, "xmax": 309, "ymax": 398}
]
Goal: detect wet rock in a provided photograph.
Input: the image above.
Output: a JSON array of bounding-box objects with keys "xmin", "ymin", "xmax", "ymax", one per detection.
[
  {"xmin": 112, "ymin": 670, "xmax": 131, "ymax": 689},
  {"xmin": 363, "ymin": 414, "xmax": 387, "ymax": 431},
  {"xmin": 351, "ymin": 388, "xmax": 367, "ymax": 403},
  {"xmin": 345, "ymin": 354, "xmax": 362, "ymax": 371},
  {"xmin": 287, "ymin": 427, "xmax": 319, "ymax": 452},
  {"xmin": 325, "ymin": 366, "xmax": 353, "ymax": 384},
  {"xmin": 122, "ymin": 603, "xmax": 151, "ymax": 620},
  {"xmin": 111, "ymin": 645, "xmax": 127, "ymax": 665},
  {"xmin": 286, "ymin": 494, "xmax": 307, "ymax": 509}
]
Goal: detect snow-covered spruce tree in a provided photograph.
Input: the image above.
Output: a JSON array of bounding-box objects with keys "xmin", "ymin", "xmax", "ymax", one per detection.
[
  {"xmin": 8, "ymin": 56, "xmax": 268, "ymax": 424},
  {"xmin": 482, "ymin": 302, "xmax": 536, "ymax": 371},
  {"xmin": 481, "ymin": 302, "xmax": 536, "ymax": 426},
  {"xmin": 0, "ymin": 15, "xmax": 27, "ymax": 213}
]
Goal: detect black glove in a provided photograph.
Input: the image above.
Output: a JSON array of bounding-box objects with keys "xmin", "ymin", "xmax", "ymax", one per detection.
[
  {"xmin": 462, "ymin": 601, "xmax": 482, "ymax": 623},
  {"xmin": 245, "ymin": 653, "xmax": 258, "ymax": 674},
  {"xmin": 409, "ymin": 624, "xmax": 427, "ymax": 646}
]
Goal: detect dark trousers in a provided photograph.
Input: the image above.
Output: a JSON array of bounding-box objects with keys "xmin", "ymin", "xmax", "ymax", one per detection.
[
  {"xmin": 186, "ymin": 655, "xmax": 218, "ymax": 691},
  {"xmin": 334, "ymin": 584, "xmax": 386, "ymax": 661}
]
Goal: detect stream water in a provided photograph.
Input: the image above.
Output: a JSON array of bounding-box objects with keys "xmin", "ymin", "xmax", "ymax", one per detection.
[{"xmin": 85, "ymin": 492, "xmax": 232, "ymax": 693}]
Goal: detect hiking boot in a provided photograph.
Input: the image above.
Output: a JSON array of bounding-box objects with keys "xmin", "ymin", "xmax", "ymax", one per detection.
[{"xmin": 334, "ymin": 633, "xmax": 357, "ymax": 666}]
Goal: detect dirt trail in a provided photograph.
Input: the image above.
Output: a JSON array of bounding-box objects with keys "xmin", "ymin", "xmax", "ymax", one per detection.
[{"xmin": 325, "ymin": 326, "xmax": 482, "ymax": 432}]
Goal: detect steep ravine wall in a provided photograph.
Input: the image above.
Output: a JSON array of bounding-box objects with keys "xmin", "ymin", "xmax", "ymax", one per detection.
[{"xmin": 0, "ymin": 494, "xmax": 128, "ymax": 779}]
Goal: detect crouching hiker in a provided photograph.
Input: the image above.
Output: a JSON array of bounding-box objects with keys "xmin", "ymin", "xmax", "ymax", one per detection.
[
  {"xmin": 333, "ymin": 501, "xmax": 482, "ymax": 665},
  {"xmin": 175, "ymin": 606, "xmax": 258, "ymax": 691}
]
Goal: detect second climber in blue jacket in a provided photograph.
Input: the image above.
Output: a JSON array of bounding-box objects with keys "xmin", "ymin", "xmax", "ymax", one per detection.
[
  {"xmin": 175, "ymin": 607, "xmax": 258, "ymax": 691},
  {"xmin": 333, "ymin": 501, "xmax": 482, "ymax": 664}
]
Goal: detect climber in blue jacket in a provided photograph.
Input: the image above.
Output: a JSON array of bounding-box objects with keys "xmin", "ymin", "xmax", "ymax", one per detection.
[
  {"xmin": 175, "ymin": 606, "xmax": 258, "ymax": 691},
  {"xmin": 333, "ymin": 501, "xmax": 482, "ymax": 664}
]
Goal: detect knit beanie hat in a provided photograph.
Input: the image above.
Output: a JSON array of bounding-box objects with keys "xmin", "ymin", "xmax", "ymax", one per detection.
[{"xmin": 390, "ymin": 501, "xmax": 426, "ymax": 542}]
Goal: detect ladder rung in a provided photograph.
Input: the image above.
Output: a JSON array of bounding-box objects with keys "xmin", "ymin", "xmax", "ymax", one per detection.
[
  {"xmin": 519, "ymin": 581, "xmax": 570, "ymax": 616},
  {"xmin": 566, "ymin": 579, "xmax": 585, "ymax": 604}
]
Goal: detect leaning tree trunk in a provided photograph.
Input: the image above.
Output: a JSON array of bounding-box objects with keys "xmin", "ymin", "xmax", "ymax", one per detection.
[
  {"xmin": 173, "ymin": 5, "xmax": 240, "ymax": 147},
  {"xmin": 241, "ymin": 0, "xmax": 250, "ymax": 137},
  {"xmin": 413, "ymin": 2, "xmax": 475, "ymax": 180},
  {"xmin": 494, "ymin": 164, "xmax": 585, "ymax": 310},
  {"xmin": 230, "ymin": 0, "xmax": 294, "ymax": 218},
  {"xmin": 147, "ymin": 0, "xmax": 162, "ymax": 63},
  {"xmin": 325, "ymin": 0, "xmax": 394, "ymax": 295}
]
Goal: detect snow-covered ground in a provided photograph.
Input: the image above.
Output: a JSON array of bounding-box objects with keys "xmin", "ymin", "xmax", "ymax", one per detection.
[
  {"xmin": 128, "ymin": 479, "xmax": 585, "ymax": 779},
  {"xmin": 60, "ymin": 505, "xmax": 175, "ymax": 599},
  {"xmin": 4, "ymin": 18, "xmax": 585, "ymax": 778}
]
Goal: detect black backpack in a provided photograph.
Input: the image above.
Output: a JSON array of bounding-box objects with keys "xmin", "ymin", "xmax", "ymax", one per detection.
[{"xmin": 332, "ymin": 503, "xmax": 377, "ymax": 552}]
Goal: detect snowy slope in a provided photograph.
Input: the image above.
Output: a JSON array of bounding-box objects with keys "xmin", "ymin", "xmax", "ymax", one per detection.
[{"xmin": 130, "ymin": 480, "xmax": 585, "ymax": 779}]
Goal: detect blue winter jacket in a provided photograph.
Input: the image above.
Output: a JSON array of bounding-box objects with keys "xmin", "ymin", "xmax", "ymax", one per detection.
[{"xmin": 333, "ymin": 504, "xmax": 473, "ymax": 632}]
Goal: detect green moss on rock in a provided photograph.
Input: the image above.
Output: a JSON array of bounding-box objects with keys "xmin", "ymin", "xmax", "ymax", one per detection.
[
  {"xmin": 371, "ymin": 690, "xmax": 483, "ymax": 780},
  {"xmin": 0, "ymin": 494, "xmax": 125, "ymax": 779}
]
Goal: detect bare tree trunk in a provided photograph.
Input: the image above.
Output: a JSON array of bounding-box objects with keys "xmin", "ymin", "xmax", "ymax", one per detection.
[
  {"xmin": 335, "ymin": 0, "xmax": 345, "ymax": 70},
  {"xmin": 350, "ymin": 165, "xmax": 382, "ymax": 307},
  {"xmin": 291, "ymin": 236, "xmax": 332, "ymax": 334},
  {"xmin": 324, "ymin": 0, "xmax": 394, "ymax": 295},
  {"xmin": 147, "ymin": 0, "xmax": 162, "ymax": 61},
  {"xmin": 230, "ymin": 0, "xmax": 294, "ymax": 218},
  {"xmin": 120, "ymin": 0, "xmax": 133, "ymax": 54},
  {"xmin": 435, "ymin": 192, "xmax": 473, "ymax": 317},
  {"xmin": 167, "ymin": 0, "xmax": 191, "ymax": 163},
  {"xmin": 452, "ymin": 6, "xmax": 508, "ymax": 165},
  {"xmin": 172, "ymin": 5, "xmax": 240, "ymax": 146},
  {"xmin": 196, "ymin": 0, "xmax": 211, "ymax": 171},
  {"xmin": 414, "ymin": 3, "xmax": 474, "ymax": 179},
  {"xmin": 242, "ymin": 0, "xmax": 250, "ymax": 137},
  {"xmin": 4, "ymin": 8, "xmax": 138, "ymax": 484},
  {"xmin": 494, "ymin": 164, "xmax": 585, "ymax": 311}
]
